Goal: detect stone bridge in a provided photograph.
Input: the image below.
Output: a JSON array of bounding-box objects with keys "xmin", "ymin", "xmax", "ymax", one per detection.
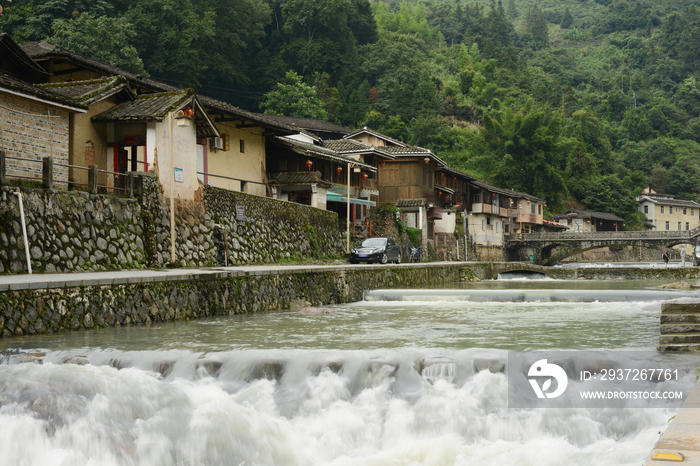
[{"xmin": 505, "ymin": 228, "xmax": 700, "ymax": 266}]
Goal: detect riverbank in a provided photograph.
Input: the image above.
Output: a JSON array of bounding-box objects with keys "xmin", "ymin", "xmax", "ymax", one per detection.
[{"xmin": 3, "ymin": 261, "xmax": 700, "ymax": 337}]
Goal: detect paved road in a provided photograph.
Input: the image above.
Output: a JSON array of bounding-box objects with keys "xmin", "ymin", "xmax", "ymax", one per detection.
[{"xmin": 0, "ymin": 262, "xmax": 472, "ymax": 291}]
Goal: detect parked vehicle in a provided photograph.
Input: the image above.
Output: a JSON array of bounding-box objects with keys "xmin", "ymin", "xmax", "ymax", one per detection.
[{"xmin": 349, "ymin": 237, "xmax": 401, "ymax": 264}]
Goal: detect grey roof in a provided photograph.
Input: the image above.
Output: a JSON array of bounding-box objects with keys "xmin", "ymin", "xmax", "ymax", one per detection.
[
  {"xmin": 92, "ymin": 90, "xmax": 219, "ymax": 138},
  {"xmin": 21, "ymin": 41, "xmax": 176, "ymax": 93},
  {"xmin": 470, "ymin": 180, "xmax": 545, "ymax": 203},
  {"xmin": 438, "ymin": 166, "xmax": 476, "ymax": 181},
  {"xmin": 274, "ymin": 137, "xmax": 376, "ymax": 172},
  {"xmin": 552, "ymin": 209, "xmax": 624, "ymax": 222},
  {"xmin": 378, "ymin": 145, "xmax": 446, "ymax": 167},
  {"xmin": 396, "ymin": 198, "xmax": 429, "ymax": 208},
  {"xmin": 638, "ymin": 195, "xmax": 700, "ymax": 209},
  {"xmin": 0, "ymin": 72, "xmax": 86, "ymax": 111},
  {"xmin": 268, "ymin": 171, "xmax": 333, "ymax": 188},
  {"xmin": 255, "ymin": 113, "xmax": 352, "ymax": 135},
  {"xmin": 322, "ymin": 139, "xmax": 394, "ymax": 159},
  {"xmin": 200, "ymin": 96, "xmax": 297, "ymax": 134},
  {"xmin": 40, "ymin": 76, "xmax": 134, "ymax": 105},
  {"xmin": 345, "ymin": 127, "xmax": 408, "ymax": 147},
  {"xmin": 0, "ymin": 31, "xmax": 48, "ymax": 83},
  {"xmin": 22, "ymin": 40, "xmax": 296, "ymax": 134}
]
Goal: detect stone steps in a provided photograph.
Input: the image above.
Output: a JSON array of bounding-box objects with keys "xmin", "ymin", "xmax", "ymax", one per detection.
[
  {"xmin": 659, "ymin": 301, "xmax": 700, "ymax": 351},
  {"xmin": 659, "ymin": 333, "xmax": 700, "ymax": 344},
  {"xmin": 661, "ymin": 314, "xmax": 700, "ymax": 324}
]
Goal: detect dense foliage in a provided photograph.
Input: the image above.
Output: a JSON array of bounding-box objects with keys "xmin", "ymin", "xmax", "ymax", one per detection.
[{"xmin": 4, "ymin": 0, "xmax": 700, "ymax": 225}]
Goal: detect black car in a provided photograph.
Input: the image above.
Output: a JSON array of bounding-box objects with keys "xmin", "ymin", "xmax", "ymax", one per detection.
[{"xmin": 349, "ymin": 237, "xmax": 401, "ymax": 264}]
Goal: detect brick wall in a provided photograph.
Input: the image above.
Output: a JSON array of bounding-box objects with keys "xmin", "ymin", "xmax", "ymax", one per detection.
[{"xmin": 0, "ymin": 94, "xmax": 70, "ymax": 183}]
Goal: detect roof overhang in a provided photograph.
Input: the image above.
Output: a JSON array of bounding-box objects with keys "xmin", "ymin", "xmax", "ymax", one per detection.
[{"xmin": 0, "ymin": 84, "xmax": 87, "ymax": 113}]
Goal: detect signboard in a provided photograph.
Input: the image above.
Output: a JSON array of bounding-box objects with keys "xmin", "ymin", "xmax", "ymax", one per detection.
[
  {"xmin": 174, "ymin": 167, "xmax": 184, "ymax": 183},
  {"xmin": 236, "ymin": 205, "xmax": 246, "ymax": 222}
]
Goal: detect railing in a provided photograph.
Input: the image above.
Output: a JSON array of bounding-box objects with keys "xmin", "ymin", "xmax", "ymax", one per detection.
[
  {"xmin": 362, "ymin": 178, "xmax": 378, "ymax": 191},
  {"xmin": 516, "ymin": 226, "xmax": 700, "ymax": 241},
  {"xmin": 0, "ymin": 151, "xmax": 131, "ymax": 195}
]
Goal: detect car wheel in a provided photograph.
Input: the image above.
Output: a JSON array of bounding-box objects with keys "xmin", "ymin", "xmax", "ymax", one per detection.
[
  {"xmin": 380, "ymin": 253, "xmax": 388, "ymax": 264},
  {"xmin": 396, "ymin": 253, "xmax": 401, "ymax": 264}
]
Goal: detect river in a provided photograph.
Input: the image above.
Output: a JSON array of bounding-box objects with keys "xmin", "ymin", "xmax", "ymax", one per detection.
[{"xmin": 1, "ymin": 276, "xmax": 698, "ymax": 466}]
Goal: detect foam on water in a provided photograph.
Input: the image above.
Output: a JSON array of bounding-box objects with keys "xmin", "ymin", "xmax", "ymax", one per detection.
[{"xmin": 0, "ymin": 349, "xmax": 689, "ymax": 466}]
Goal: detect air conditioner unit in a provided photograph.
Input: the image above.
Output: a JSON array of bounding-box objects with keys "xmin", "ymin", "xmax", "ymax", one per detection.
[{"xmin": 211, "ymin": 137, "xmax": 224, "ymax": 151}]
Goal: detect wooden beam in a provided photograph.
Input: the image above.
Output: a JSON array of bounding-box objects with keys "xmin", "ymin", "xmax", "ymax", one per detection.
[
  {"xmin": 236, "ymin": 123, "xmax": 260, "ymax": 128},
  {"xmin": 52, "ymin": 66, "xmax": 84, "ymax": 76}
]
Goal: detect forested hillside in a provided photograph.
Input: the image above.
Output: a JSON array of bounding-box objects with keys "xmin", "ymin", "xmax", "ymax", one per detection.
[{"xmin": 3, "ymin": 0, "xmax": 700, "ymax": 226}]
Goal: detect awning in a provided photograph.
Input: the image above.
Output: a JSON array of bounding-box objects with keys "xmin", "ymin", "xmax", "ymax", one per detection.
[{"xmin": 326, "ymin": 193, "xmax": 376, "ymax": 206}]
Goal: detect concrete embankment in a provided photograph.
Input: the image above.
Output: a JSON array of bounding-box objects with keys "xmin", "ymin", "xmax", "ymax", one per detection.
[
  {"xmin": 659, "ymin": 300, "xmax": 700, "ymax": 352},
  {"xmin": 3, "ymin": 261, "xmax": 700, "ymax": 338},
  {"xmin": 0, "ymin": 263, "xmax": 476, "ymax": 337},
  {"xmin": 644, "ymin": 381, "xmax": 700, "ymax": 465}
]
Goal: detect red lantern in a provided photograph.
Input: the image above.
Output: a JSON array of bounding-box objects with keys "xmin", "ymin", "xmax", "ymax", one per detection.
[
  {"xmin": 362, "ymin": 173, "xmax": 368, "ymax": 180},
  {"xmin": 305, "ymin": 159, "xmax": 313, "ymax": 171},
  {"xmin": 424, "ymin": 157, "xmax": 430, "ymax": 164},
  {"xmin": 182, "ymin": 107, "xmax": 195, "ymax": 118},
  {"xmin": 336, "ymin": 166, "xmax": 342, "ymax": 174},
  {"xmin": 379, "ymin": 161, "xmax": 385, "ymax": 168}
]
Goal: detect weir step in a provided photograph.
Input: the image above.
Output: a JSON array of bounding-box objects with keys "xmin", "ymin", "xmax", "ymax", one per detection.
[
  {"xmin": 659, "ymin": 333, "xmax": 700, "ymax": 344},
  {"xmin": 661, "ymin": 314, "xmax": 700, "ymax": 324},
  {"xmin": 661, "ymin": 302, "xmax": 700, "ymax": 315},
  {"xmin": 661, "ymin": 324, "xmax": 700, "ymax": 334},
  {"xmin": 657, "ymin": 343, "xmax": 700, "ymax": 352}
]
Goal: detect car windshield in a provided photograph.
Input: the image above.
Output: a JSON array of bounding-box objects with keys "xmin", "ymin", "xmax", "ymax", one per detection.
[{"xmin": 360, "ymin": 238, "xmax": 387, "ymax": 248}]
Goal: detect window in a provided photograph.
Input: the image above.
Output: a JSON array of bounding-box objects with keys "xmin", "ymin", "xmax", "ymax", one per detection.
[
  {"xmin": 666, "ymin": 221, "xmax": 670, "ymax": 230},
  {"xmin": 240, "ymin": 181, "xmax": 246, "ymax": 193},
  {"xmin": 222, "ymin": 133, "xmax": 231, "ymax": 151},
  {"xmin": 239, "ymin": 139, "xmax": 245, "ymax": 153},
  {"xmin": 531, "ymin": 204, "xmax": 536, "ymax": 214},
  {"xmin": 661, "ymin": 206, "xmax": 665, "ymax": 214},
  {"xmin": 679, "ymin": 222, "xmax": 682, "ymax": 231},
  {"xmin": 473, "ymin": 193, "xmax": 481, "ymax": 204},
  {"xmin": 644, "ymin": 205, "xmax": 648, "ymax": 214},
  {"xmin": 687, "ymin": 222, "xmax": 690, "ymax": 231},
  {"xmin": 482, "ymin": 219, "xmax": 485, "ymax": 230},
  {"xmin": 538, "ymin": 204, "xmax": 542, "ymax": 215},
  {"xmin": 684, "ymin": 208, "xmax": 687, "ymax": 215}
]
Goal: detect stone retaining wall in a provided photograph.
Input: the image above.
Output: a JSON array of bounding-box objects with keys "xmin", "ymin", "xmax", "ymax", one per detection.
[
  {"xmin": 0, "ymin": 173, "xmax": 343, "ymax": 273},
  {"xmin": 0, "ymin": 265, "xmax": 467, "ymax": 337}
]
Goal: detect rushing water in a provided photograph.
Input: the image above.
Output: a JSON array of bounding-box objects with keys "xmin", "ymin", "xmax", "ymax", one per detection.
[{"xmin": 1, "ymin": 278, "xmax": 698, "ymax": 466}]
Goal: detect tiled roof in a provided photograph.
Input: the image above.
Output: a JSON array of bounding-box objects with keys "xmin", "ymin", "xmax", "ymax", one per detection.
[
  {"xmin": 255, "ymin": 113, "xmax": 352, "ymax": 135},
  {"xmin": 551, "ymin": 209, "xmax": 624, "ymax": 222},
  {"xmin": 0, "ymin": 72, "xmax": 86, "ymax": 111},
  {"xmin": 92, "ymin": 90, "xmax": 190, "ymax": 121},
  {"xmin": 438, "ymin": 166, "xmax": 476, "ymax": 181},
  {"xmin": 322, "ymin": 139, "xmax": 394, "ymax": 159},
  {"xmin": 638, "ymin": 196, "xmax": 700, "ymax": 208},
  {"xmin": 21, "ymin": 41, "xmax": 176, "ymax": 93},
  {"xmin": 470, "ymin": 180, "xmax": 545, "ymax": 203},
  {"xmin": 0, "ymin": 31, "xmax": 48, "ymax": 83},
  {"xmin": 345, "ymin": 127, "xmax": 408, "ymax": 147},
  {"xmin": 274, "ymin": 137, "xmax": 376, "ymax": 172},
  {"xmin": 378, "ymin": 145, "xmax": 446, "ymax": 167},
  {"xmin": 40, "ymin": 76, "xmax": 134, "ymax": 105},
  {"xmin": 92, "ymin": 90, "xmax": 219, "ymax": 138},
  {"xmin": 268, "ymin": 171, "xmax": 332, "ymax": 188},
  {"xmin": 396, "ymin": 198, "xmax": 428, "ymax": 207},
  {"xmin": 200, "ymin": 95, "xmax": 297, "ymax": 134}
]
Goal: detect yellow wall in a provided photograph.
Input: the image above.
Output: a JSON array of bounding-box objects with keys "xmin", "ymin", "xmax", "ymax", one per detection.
[
  {"xmin": 653, "ymin": 204, "xmax": 700, "ymax": 231},
  {"xmin": 207, "ymin": 122, "xmax": 267, "ymax": 196},
  {"xmin": 70, "ymin": 99, "xmax": 114, "ymax": 186}
]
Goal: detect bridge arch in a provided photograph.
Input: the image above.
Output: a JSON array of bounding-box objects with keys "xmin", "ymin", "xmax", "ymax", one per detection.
[{"xmin": 506, "ymin": 229, "xmax": 700, "ymax": 266}]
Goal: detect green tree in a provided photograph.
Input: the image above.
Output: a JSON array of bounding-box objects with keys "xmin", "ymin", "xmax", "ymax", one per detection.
[
  {"xmin": 261, "ymin": 70, "xmax": 329, "ymax": 119},
  {"xmin": 506, "ymin": 0, "xmax": 518, "ymax": 19},
  {"xmin": 560, "ymin": 8, "xmax": 573, "ymax": 29},
  {"xmin": 524, "ymin": 6, "xmax": 549, "ymax": 49},
  {"xmin": 581, "ymin": 175, "xmax": 639, "ymax": 219},
  {"xmin": 47, "ymin": 13, "xmax": 146, "ymax": 75},
  {"xmin": 475, "ymin": 99, "xmax": 568, "ymax": 209}
]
